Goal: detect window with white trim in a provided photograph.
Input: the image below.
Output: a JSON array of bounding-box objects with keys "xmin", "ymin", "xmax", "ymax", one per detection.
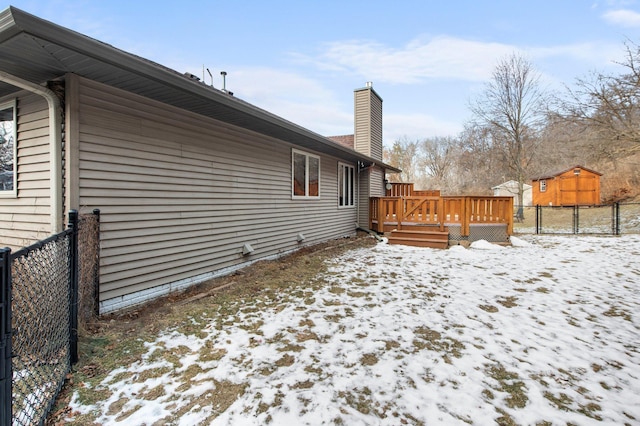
[
  {"xmin": 292, "ymin": 149, "xmax": 320, "ymax": 198},
  {"xmin": 338, "ymin": 162, "xmax": 355, "ymax": 207},
  {"xmin": 539, "ymin": 180, "xmax": 547, "ymax": 192},
  {"xmin": 0, "ymin": 100, "xmax": 16, "ymax": 195}
]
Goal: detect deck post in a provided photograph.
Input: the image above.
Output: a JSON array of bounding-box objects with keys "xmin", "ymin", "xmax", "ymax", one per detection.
[
  {"xmin": 462, "ymin": 197, "xmax": 470, "ymax": 237},
  {"xmin": 506, "ymin": 199, "xmax": 514, "ymax": 235},
  {"xmin": 369, "ymin": 198, "xmax": 374, "ymax": 232},
  {"xmin": 379, "ymin": 198, "xmax": 387, "ymax": 233}
]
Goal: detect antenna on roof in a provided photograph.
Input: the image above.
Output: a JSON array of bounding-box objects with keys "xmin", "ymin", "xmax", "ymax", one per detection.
[{"xmin": 206, "ymin": 68, "xmax": 214, "ymax": 87}]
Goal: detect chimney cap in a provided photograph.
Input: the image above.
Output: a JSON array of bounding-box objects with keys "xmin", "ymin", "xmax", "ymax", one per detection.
[{"xmin": 365, "ymin": 81, "xmax": 373, "ymax": 88}]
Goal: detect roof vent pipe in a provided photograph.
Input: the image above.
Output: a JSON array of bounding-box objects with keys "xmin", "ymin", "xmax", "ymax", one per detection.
[{"xmin": 221, "ymin": 71, "xmax": 227, "ymax": 92}]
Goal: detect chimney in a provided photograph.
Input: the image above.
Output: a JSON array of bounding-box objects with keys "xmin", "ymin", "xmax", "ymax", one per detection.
[{"xmin": 353, "ymin": 82, "xmax": 382, "ymax": 161}]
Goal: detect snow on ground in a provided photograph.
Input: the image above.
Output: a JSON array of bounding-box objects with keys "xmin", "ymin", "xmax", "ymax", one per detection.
[{"xmin": 69, "ymin": 234, "xmax": 640, "ymax": 425}]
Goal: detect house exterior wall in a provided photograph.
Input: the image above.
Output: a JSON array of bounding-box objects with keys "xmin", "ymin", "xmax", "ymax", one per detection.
[
  {"xmin": 70, "ymin": 76, "xmax": 359, "ymax": 312},
  {"xmin": 357, "ymin": 165, "xmax": 385, "ymax": 229},
  {"xmin": 532, "ymin": 168, "xmax": 601, "ymax": 206},
  {"xmin": 0, "ymin": 91, "xmax": 52, "ymax": 249}
]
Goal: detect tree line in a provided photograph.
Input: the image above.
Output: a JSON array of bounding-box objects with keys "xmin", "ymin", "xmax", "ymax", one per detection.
[{"xmin": 384, "ymin": 40, "xmax": 640, "ymax": 205}]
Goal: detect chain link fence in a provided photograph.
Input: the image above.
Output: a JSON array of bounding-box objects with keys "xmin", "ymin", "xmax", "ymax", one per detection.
[
  {"xmin": 1, "ymin": 209, "xmax": 100, "ymax": 426},
  {"xmin": 513, "ymin": 203, "xmax": 640, "ymax": 235}
]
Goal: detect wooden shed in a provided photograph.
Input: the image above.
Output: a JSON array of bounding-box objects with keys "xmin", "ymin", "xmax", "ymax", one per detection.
[{"xmin": 531, "ymin": 165, "xmax": 602, "ymax": 206}]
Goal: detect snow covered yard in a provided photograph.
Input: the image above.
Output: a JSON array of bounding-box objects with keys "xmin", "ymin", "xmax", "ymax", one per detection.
[{"xmin": 65, "ymin": 234, "xmax": 640, "ymax": 425}]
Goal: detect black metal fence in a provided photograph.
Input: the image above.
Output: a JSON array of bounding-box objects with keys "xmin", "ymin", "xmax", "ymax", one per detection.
[
  {"xmin": 1, "ymin": 209, "xmax": 100, "ymax": 426},
  {"xmin": 513, "ymin": 202, "xmax": 640, "ymax": 235}
]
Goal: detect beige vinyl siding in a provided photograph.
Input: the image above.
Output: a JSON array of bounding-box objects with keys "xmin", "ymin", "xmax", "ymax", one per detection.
[
  {"xmin": 357, "ymin": 168, "xmax": 371, "ymax": 228},
  {"xmin": 370, "ymin": 166, "xmax": 385, "ymax": 196},
  {"xmin": 368, "ymin": 93, "xmax": 383, "ymax": 161},
  {"xmin": 354, "ymin": 90, "xmax": 371, "ymax": 158},
  {"xmin": 354, "ymin": 87, "xmax": 383, "ymax": 161},
  {"xmin": 0, "ymin": 91, "xmax": 51, "ymax": 249},
  {"xmin": 357, "ymin": 165, "xmax": 384, "ymax": 229},
  {"xmin": 74, "ymin": 77, "xmax": 357, "ymax": 305}
]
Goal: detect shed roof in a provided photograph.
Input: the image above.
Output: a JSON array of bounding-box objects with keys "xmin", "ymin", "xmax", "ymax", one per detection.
[
  {"xmin": 531, "ymin": 165, "xmax": 602, "ymax": 181},
  {"xmin": 0, "ymin": 6, "xmax": 400, "ymax": 173}
]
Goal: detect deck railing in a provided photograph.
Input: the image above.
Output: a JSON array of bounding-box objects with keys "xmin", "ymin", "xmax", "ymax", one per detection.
[
  {"xmin": 385, "ymin": 183, "xmax": 440, "ymax": 198},
  {"xmin": 370, "ymin": 195, "xmax": 513, "ymax": 236}
]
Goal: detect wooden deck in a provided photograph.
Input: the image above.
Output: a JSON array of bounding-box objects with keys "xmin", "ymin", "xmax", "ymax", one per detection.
[{"xmin": 370, "ymin": 194, "xmax": 514, "ymax": 247}]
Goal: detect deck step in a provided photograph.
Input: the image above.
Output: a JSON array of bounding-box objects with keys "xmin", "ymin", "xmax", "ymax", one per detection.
[
  {"xmin": 387, "ymin": 229, "xmax": 449, "ymax": 249},
  {"xmin": 387, "ymin": 237, "xmax": 448, "ymax": 249}
]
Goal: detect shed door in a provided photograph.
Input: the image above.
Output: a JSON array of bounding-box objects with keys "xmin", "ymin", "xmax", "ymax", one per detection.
[{"xmin": 559, "ymin": 175, "xmax": 597, "ymax": 205}]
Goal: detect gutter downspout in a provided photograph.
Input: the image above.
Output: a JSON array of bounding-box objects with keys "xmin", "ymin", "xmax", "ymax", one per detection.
[{"xmin": 0, "ymin": 70, "xmax": 63, "ymax": 233}]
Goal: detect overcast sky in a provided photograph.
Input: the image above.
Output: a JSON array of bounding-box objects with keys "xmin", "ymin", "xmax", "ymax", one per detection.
[{"xmin": 7, "ymin": 0, "xmax": 640, "ymax": 146}]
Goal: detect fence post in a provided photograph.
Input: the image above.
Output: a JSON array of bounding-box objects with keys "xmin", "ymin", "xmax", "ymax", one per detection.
[
  {"xmin": 573, "ymin": 205, "xmax": 580, "ymax": 234},
  {"xmin": 612, "ymin": 202, "xmax": 620, "ymax": 236},
  {"xmin": 0, "ymin": 247, "xmax": 12, "ymax": 426},
  {"xmin": 535, "ymin": 205, "xmax": 540, "ymax": 234},
  {"xmin": 92, "ymin": 209, "xmax": 101, "ymax": 317},
  {"xmin": 68, "ymin": 210, "xmax": 79, "ymax": 364}
]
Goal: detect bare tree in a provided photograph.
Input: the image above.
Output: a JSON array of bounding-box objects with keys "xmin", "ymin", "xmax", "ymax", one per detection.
[
  {"xmin": 455, "ymin": 124, "xmax": 510, "ymax": 194},
  {"xmin": 383, "ymin": 137, "xmax": 420, "ymax": 183},
  {"xmin": 558, "ymin": 40, "xmax": 640, "ymax": 161},
  {"xmin": 469, "ymin": 53, "xmax": 548, "ymax": 209},
  {"xmin": 420, "ymin": 136, "xmax": 456, "ymax": 191}
]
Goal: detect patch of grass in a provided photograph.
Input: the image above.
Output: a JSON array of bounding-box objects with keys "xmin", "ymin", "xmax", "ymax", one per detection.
[
  {"xmin": 497, "ymin": 296, "xmax": 518, "ymax": 308},
  {"xmin": 544, "ymin": 391, "xmax": 573, "ymax": 411},
  {"xmin": 106, "ymin": 396, "xmax": 129, "ymax": 416},
  {"xmin": 275, "ymin": 353, "xmax": 295, "ymax": 367},
  {"xmin": 413, "ymin": 326, "xmax": 465, "ymax": 363},
  {"xmin": 578, "ymin": 402, "xmax": 603, "ymax": 420},
  {"xmin": 141, "ymin": 384, "xmax": 165, "ymax": 400},
  {"xmin": 114, "ymin": 403, "xmax": 141, "ymax": 422},
  {"xmin": 479, "ymin": 304, "xmax": 499, "ymax": 313},
  {"xmin": 603, "ymin": 306, "xmax": 632, "ymax": 321},
  {"xmin": 73, "ymin": 385, "xmax": 113, "ymax": 407},
  {"xmin": 360, "ymin": 353, "xmax": 379, "ymax": 366},
  {"xmin": 384, "ymin": 340, "xmax": 400, "ymax": 351},
  {"xmin": 338, "ymin": 387, "xmax": 381, "ymax": 417},
  {"xmin": 134, "ymin": 366, "xmax": 172, "ymax": 383},
  {"xmin": 485, "ymin": 363, "xmax": 528, "ymax": 409},
  {"xmin": 495, "ymin": 408, "xmax": 518, "ymax": 426},
  {"xmin": 329, "ymin": 286, "xmax": 345, "ymax": 294},
  {"xmin": 296, "ymin": 329, "xmax": 319, "ymax": 342},
  {"xmin": 199, "ymin": 341, "xmax": 227, "ymax": 362},
  {"xmin": 278, "ymin": 340, "xmax": 305, "ymax": 353},
  {"xmin": 293, "ymin": 379, "xmax": 315, "ymax": 390}
]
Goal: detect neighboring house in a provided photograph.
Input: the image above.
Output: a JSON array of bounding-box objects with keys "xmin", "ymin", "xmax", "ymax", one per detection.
[
  {"xmin": 491, "ymin": 180, "xmax": 532, "ymax": 207},
  {"xmin": 531, "ymin": 166, "xmax": 602, "ymax": 206},
  {"xmin": 0, "ymin": 7, "xmax": 398, "ymax": 313}
]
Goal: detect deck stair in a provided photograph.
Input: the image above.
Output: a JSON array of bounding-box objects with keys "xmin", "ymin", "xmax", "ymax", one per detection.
[{"xmin": 387, "ymin": 229, "xmax": 449, "ymax": 249}]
